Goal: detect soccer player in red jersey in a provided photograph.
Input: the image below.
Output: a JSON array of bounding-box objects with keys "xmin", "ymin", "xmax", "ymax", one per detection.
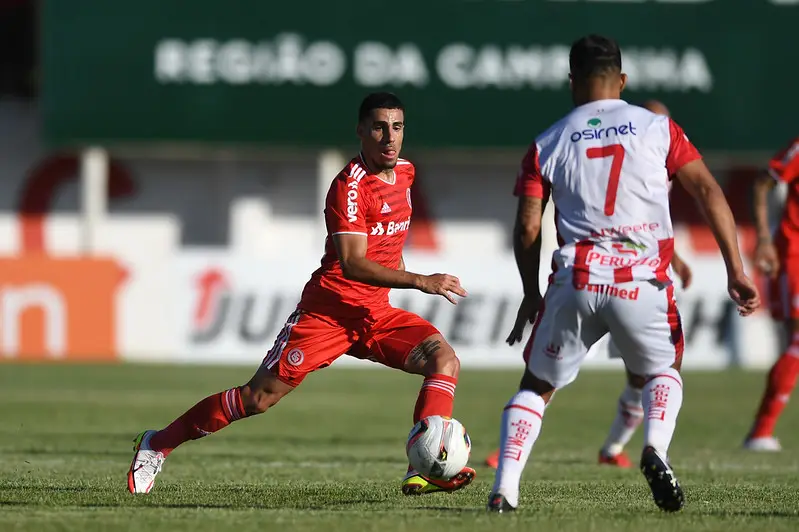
[
  {"xmin": 484, "ymin": 100, "xmax": 693, "ymax": 471},
  {"xmin": 745, "ymin": 136, "xmax": 799, "ymax": 451},
  {"xmin": 127, "ymin": 92, "xmax": 476, "ymax": 495}
]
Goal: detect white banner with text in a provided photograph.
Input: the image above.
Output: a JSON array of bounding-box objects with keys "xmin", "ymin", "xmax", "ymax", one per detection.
[{"xmin": 156, "ymin": 252, "xmax": 778, "ymax": 369}]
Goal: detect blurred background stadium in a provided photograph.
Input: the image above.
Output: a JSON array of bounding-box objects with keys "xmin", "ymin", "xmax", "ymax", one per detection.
[
  {"xmin": 2, "ymin": 2, "xmax": 799, "ymax": 531},
  {"xmin": 0, "ymin": 0, "xmax": 795, "ymax": 368}
]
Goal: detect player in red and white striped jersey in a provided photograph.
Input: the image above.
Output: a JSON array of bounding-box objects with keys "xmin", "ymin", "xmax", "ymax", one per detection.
[
  {"xmin": 488, "ymin": 35, "xmax": 759, "ymax": 514},
  {"xmin": 745, "ymin": 136, "xmax": 799, "ymax": 451},
  {"xmin": 127, "ymin": 93, "xmax": 476, "ymax": 496},
  {"xmin": 483, "ymin": 100, "xmax": 694, "ymax": 472}
]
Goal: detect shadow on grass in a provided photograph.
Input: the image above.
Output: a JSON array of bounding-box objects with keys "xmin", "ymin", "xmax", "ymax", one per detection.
[
  {"xmin": 0, "ymin": 499, "xmax": 386, "ymax": 511},
  {"xmin": 6, "ymin": 447, "xmax": 404, "ymax": 464},
  {"xmin": 4, "ymin": 498, "xmax": 795, "ymax": 519},
  {"xmin": 697, "ymin": 509, "xmax": 799, "ymax": 519},
  {"xmin": 419, "ymin": 507, "xmax": 487, "ymax": 514}
]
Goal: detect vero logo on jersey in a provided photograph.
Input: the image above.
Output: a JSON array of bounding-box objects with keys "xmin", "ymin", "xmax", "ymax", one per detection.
[
  {"xmin": 347, "ymin": 165, "xmax": 368, "ymax": 223},
  {"xmin": 346, "ymin": 181, "xmax": 359, "ymax": 222},
  {"xmin": 570, "ymin": 118, "xmax": 638, "ymax": 143}
]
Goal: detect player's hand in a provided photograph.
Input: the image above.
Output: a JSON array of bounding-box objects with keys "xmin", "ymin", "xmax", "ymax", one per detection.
[
  {"xmin": 416, "ymin": 273, "xmax": 467, "ymax": 305},
  {"xmin": 506, "ymin": 293, "xmax": 542, "ymax": 346},
  {"xmin": 728, "ymin": 272, "xmax": 761, "ymax": 317},
  {"xmin": 754, "ymin": 240, "xmax": 779, "ymax": 279},
  {"xmin": 672, "ymin": 256, "xmax": 693, "ymax": 289}
]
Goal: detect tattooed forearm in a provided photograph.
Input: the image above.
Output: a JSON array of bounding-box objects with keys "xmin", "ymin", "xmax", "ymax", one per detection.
[
  {"xmin": 409, "ymin": 339, "xmax": 442, "ymax": 365},
  {"xmin": 515, "ymin": 196, "xmax": 544, "ymax": 248},
  {"xmin": 514, "ymin": 195, "xmax": 545, "ymax": 297}
]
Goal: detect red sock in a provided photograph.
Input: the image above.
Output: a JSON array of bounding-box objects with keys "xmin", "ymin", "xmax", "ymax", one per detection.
[
  {"xmin": 413, "ymin": 374, "xmax": 457, "ymax": 423},
  {"xmin": 149, "ymin": 387, "xmax": 246, "ymax": 456},
  {"xmin": 750, "ymin": 353, "xmax": 799, "ymax": 438}
]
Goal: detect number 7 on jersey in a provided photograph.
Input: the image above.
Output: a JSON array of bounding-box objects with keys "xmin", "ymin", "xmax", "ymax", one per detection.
[{"xmin": 586, "ymin": 144, "xmax": 625, "ymax": 216}]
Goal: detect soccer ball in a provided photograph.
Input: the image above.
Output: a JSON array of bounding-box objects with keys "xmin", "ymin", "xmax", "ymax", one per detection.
[{"xmin": 406, "ymin": 416, "xmax": 471, "ymax": 479}]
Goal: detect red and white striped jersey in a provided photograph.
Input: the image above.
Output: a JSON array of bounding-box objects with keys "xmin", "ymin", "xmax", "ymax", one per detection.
[
  {"xmin": 299, "ymin": 154, "xmax": 415, "ymax": 318},
  {"xmin": 514, "ymin": 99, "xmax": 701, "ymax": 287},
  {"xmin": 769, "ymin": 137, "xmax": 799, "ymax": 257}
]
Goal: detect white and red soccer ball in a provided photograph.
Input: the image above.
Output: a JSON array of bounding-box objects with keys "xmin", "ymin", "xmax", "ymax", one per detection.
[{"xmin": 406, "ymin": 415, "xmax": 471, "ymax": 479}]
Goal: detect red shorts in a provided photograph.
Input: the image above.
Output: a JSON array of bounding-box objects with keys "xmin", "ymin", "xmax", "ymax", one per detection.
[
  {"xmin": 769, "ymin": 257, "xmax": 799, "ymax": 321},
  {"xmin": 261, "ymin": 306, "xmax": 440, "ymax": 386}
]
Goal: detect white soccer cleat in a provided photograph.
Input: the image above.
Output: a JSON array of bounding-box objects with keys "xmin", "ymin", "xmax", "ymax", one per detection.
[
  {"xmin": 743, "ymin": 436, "xmax": 782, "ymax": 452},
  {"xmin": 127, "ymin": 430, "xmax": 165, "ymax": 494}
]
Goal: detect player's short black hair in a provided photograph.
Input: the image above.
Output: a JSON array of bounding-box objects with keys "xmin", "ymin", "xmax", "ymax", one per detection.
[
  {"xmin": 358, "ymin": 92, "xmax": 404, "ymax": 122},
  {"xmin": 569, "ymin": 35, "xmax": 622, "ymax": 79}
]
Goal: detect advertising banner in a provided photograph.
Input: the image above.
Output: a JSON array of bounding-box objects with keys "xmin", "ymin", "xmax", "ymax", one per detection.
[
  {"xmin": 0, "ymin": 252, "xmax": 777, "ymax": 369},
  {"xmin": 42, "ymin": 1, "xmax": 796, "ymax": 151},
  {"xmin": 0, "ymin": 257, "xmax": 126, "ymax": 360},
  {"xmin": 169, "ymin": 252, "xmax": 771, "ymax": 369}
]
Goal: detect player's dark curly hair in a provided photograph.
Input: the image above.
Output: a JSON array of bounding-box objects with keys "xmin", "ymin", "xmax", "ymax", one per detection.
[
  {"xmin": 358, "ymin": 92, "xmax": 404, "ymax": 122},
  {"xmin": 569, "ymin": 35, "xmax": 622, "ymax": 80}
]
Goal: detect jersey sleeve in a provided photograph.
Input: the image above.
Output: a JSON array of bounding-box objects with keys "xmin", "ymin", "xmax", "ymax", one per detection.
[
  {"xmin": 513, "ymin": 142, "xmax": 551, "ymax": 199},
  {"xmin": 325, "ymin": 169, "xmax": 369, "ymax": 236},
  {"xmin": 665, "ymin": 119, "xmax": 702, "ymax": 177},
  {"xmin": 768, "ymin": 138, "xmax": 799, "ymax": 183}
]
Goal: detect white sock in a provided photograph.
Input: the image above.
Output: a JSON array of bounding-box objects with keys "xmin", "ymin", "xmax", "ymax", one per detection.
[
  {"xmin": 601, "ymin": 385, "xmax": 644, "ymax": 457},
  {"xmin": 642, "ymin": 368, "xmax": 683, "ymax": 458},
  {"xmin": 492, "ymin": 390, "xmax": 546, "ymax": 508}
]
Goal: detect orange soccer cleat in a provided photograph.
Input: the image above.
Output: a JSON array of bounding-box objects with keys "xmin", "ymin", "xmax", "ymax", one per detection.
[
  {"xmin": 485, "ymin": 449, "xmax": 500, "ymax": 470},
  {"xmin": 598, "ymin": 450, "xmax": 633, "ymax": 468}
]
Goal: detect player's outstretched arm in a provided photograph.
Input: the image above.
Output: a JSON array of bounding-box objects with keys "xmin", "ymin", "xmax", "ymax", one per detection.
[
  {"xmin": 507, "ymin": 195, "xmax": 546, "ymax": 345},
  {"xmin": 675, "ymin": 159, "xmax": 760, "ymax": 315},
  {"xmin": 333, "ymin": 234, "xmax": 467, "ymax": 304},
  {"xmin": 752, "ymin": 172, "xmax": 779, "ymax": 278}
]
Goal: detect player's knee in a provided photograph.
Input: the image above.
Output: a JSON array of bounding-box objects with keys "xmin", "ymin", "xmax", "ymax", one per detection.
[
  {"xmin": 625, "ymin": 368, "xmax": 646, "ymax": 389},
  {"xmin": 240, "ymin": 386, "xmax": 287, "ymax": 415},
  {"xmin": 519, "ymin": 369, "xmax": 555, "ymax": 403},
  {"xmin": 240, "ymin": 374, "xmax": 294, "ymax": 415},
  {"xmin": 427, "ymin": 346, "xmax": 460, "ymax": 378}
]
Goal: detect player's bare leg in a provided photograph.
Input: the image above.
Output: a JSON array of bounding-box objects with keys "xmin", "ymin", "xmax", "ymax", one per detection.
[
  {"xmin": 638, "ymin": 360, "xmax": 685, "ymax": 512},
  {"xmin": 128, "ymin": 366, "xmax": 294, "ymax": 494},
  {"xmin": 744, "ymin": 318, "xmax": 799, "ymax": 451},
  {"xmin": 400, "ymin": 333, "xmax": 476, "ymax": 495},
  {"xmin": 488, "ymin": 369, "xmax": 554, "ymax": 512},
  {"xmin": 598, "ymin": 369, "xmax": 644, "ymax": 468}
]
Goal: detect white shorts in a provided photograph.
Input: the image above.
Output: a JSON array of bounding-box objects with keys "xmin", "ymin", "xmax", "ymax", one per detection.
[
  {"xmin": 608, "ymin": 336, "xmax": 622, "ymax": 359},
  {"xmin": 524, "ymin": 279, "xmax": 684, "ymax": 388}
]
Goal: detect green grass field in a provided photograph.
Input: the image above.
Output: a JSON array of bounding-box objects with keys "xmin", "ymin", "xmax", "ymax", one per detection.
[{"xmin": 0, "ymin": 364, "xmax": 797, "ymax": 531}]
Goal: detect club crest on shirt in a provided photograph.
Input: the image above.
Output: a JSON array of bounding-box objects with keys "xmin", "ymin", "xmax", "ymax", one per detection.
[
  {"xmin": 406, "ymin": 188, "xmax": 412, "ymax": 209},
  {"xmin": 286, "ymin": 348, "xmax": 305, "ymax": 366}
]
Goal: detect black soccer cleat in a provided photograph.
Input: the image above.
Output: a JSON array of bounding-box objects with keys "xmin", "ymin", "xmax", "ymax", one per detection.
[
  {"xmin": 487, "ymin": 492, "xmax": 516, "ymax": 513},
  {"xmin": 640, "ymin": 446, "xmax": 685, "ymax": 512}
]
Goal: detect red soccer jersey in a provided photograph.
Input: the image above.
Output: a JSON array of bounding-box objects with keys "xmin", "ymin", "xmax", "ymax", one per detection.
[
  {"xmin": 770, "ymin": 137, "xmax": 799, "ymax": 257},
  {"xmin": 298, "ymin": 154, "xmax": 415, "ymax": 319}
]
